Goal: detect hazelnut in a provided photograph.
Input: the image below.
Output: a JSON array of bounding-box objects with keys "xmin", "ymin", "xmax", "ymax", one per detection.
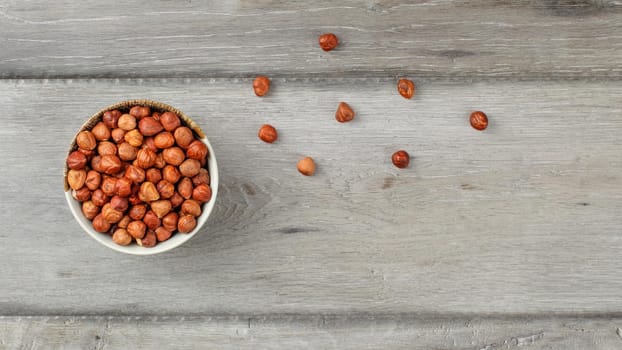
[
  {"xmin": 67, "ymin": 169, "xmax": 87, "ymax": 190},
  {"xmin": 162, "ymin": 212, "xmax": 179, "ymax": 231},
  {"xmin": 85, "ymin": 170, "xmax": 101, "ymax": 191},
  {"xmin": 174, "ymin": 127, "xmax": 194, "ymax": 149},
  {"xmin": 162, "ymin": 147, "xmax": 185, "ymax": 166},
  {"xmin": 192, "ymin": 184, "xmax": 212, "ymax": 203},
  {"xmin": 128, "ymin": 204, "xmax": 147, "ymax": 221},
  {"xmin": 178, "ymin": 177, "xmax": 194, "ymax": 199},
  {"xmin": 67, "ymin": 151, "xmax": 87, "ymax": 170},
  {"xmin": 157, "ymin": 180, "xmax": 175, "ymax": 199},
  {"xmin": 127, "ymin": 220, "xmax": 146, "ymax": 239},
  {"xmin": 112, "ymin": 228, "xmax": 132, "ymax": 246},
  {"xmin": 128, "ymin": 193, "xmax": 143, "ymax": 206},
  {"xmin": 181, "ymin": 199, "xmax": 202, "ymax": 217},
  {"xmin": 150, "ymin": 199, "xmax": 172, "ymax": 218},
  {"xmin": 319, "ymin": 33, "xmax": 339, "ymax": 51},
  {"xmin": 118, "ymin": 114, "xmax": 137, "ymax": 131},
  {"xmin": 114, "ymin": 177, "xmax": 133, "ymax": 197},
  {"xmin": 124, "ymin": 129, "xmax": 143, "ymax": 147},
  {"xmin": 92, "ymin": 122, "xmax": 110, "ymax": 141},
  {"xmin": 82, "ymin": 201, "xmax": 100, "ymax": 220},
  {"xmin": 397, "ymin": 79, "xmax": 415, "ymax": 99},
  {"xmin": 100, "ymin": 155, "xmax": 122, "ymax": 175},
  {"xmin": 297, "ymin": 157, "xmax": 316, "ymax": 176},
  {"xmin": 91, "ymin": 189, "xmax": 108, "ymax": 207},
  {"xmin": 335, "ymin": 102, "xmax": 355, "ymax": 123},
  {"xmin": 102, "ymin": 203, "xmax": 123, "ymax": 223},
  {"xmin": 470, "ymin": 111, "xmax": 488, "ymax": 131},
  {"xmin": 146, "ymin": 168, "xmax": 162, "ymax": 184},
  {"xmin": 103, "ymin": 110, "xmax": 121, "ymax": 129},
  {"xmin": 76, "ymin": 131, "xmax": 97, "ymax": 150},
  {"xmin": 97, "ymin": 141, "xmax": 117, "ymax": 156},
  {"xmin": 179, "ymin": 159, "xmax": 201, "ymax": 177},
  {"xmin": 160, "ymin": 112, "xmax": 181, "ymax": 131},
  {"xmin": 154, "ymin": 153, "xmax": 166, "ymax": 169},
  {"xmin": 92, "ymin": 214, "xmax": 111, "ymax": 233},
  {"xmin": 130, "ymin": 105, "xmax": 151, "ymax": 119},
  {"xmin": 137, "ymin": 230, "xmax": 156, "ymax": 247},
  {"xmin": 118, "ymin": 142, "xmax": 138, "ymax": 161},
  {"xmin": 391, "ymin": 150, "xmax": 410, "ymax": 169},
  {"xmin": 163, "ymin": 165, "xmax": 181, "ymax": 184},
  {"xmin": 118, "ymin": 215, "xmax": 131, "ymax": 229},
  {"xmin": 90, "ymin": 156, "xmax": 103, "ymax": 173},
  {"xmin": 72, "ymin": 187, "xmax": 91, "ymax": 202},
  {"xmin": 154, "ymin": 132, "xmax": 175, "ymax": 149},
  {"xmin": 155, "ymin": 227, "xmax": 173, "ymax": 242},
  {"xmin": 101, "ymin": 176, "xmax": 118, "ymax": 196},
  {"xmin": 139, "ymin": 181, "xmax": 160, "ymax": 202},
  {"xmin": 138, "ymin": 117, "xmax": 163, "ymax": 136},
  {"xmin": 135, "ymin": 148, "xmax": 157, "ymax": 169},
  {"xmin": 258, "ymin": 125, "xmax": 278, "ymax": 143},
  {"xmin": 111, "ymin": 128, "xmax": 126, "ymax": 143},
  {"xmin": 124, "ymin": 165, "xmax": 145, "ymax": 184},
  {"xmin": 177, "ymin": 215, "xmax": 197, "ymax": 233},
  {"xmin": 192, "ymin": 168, "xmax": 210, "ymax": 186},
  {"xmin": 186, "ymin": 140, "xmax": 208, "ymax": 160},
  {"xmin": 253, "ymin": 76, "xmax": 271, "ymax": 96},
  {"xmin": 170, "ymin": 192, "xmax": 184, "ymax": 208},
  {"xmin": 78, "ymin": 148, "xmax": 95, "ymax": 160},
  {"xmin": 143, "ymin": 210, "xmax": 161, "ymax": 230},
  {"xmin": 143, "ymin": 137, "xmax": 158, "ymax": 153}
]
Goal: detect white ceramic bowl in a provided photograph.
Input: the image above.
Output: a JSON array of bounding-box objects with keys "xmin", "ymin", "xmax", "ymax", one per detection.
[{"xmin": 65, "ymin": 101, "xmax": 218, "ymax": 255}]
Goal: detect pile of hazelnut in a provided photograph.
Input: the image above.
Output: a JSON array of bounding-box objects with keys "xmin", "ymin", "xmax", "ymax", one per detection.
[{"xmin": 66, "ymin": 106, "xmax": 212, "ymax": 247}]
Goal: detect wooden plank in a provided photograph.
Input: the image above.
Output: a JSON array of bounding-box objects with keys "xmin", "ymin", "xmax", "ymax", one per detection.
[
  {"xmin": 1, "ymin": 0, "xmax": 621, "ymax": 79},
  {"xmin": 0, "ymin": 78, "xmax": 621, "ymax": 315},
  {"xmin": 2, "ymin": 315, "xmax": 622, "ymax": 349}
]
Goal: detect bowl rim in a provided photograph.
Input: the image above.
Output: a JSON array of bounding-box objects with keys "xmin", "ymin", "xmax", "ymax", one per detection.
[{"xmin": 64, "ymin": 100, "xmax": 218, "ymax": 255}]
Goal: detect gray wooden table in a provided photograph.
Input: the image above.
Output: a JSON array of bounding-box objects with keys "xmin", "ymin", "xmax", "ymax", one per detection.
[{"xmin": 2, "ymin": 1, "xmax": 622, "ymax": 349}]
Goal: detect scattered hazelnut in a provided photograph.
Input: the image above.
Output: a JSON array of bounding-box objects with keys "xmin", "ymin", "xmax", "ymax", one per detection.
[
  {"xmin": 101, "ymin": 176, "xmax": 118, "ymax": 196},
  {"xmin": 118, "ymin": 215, "xmax": 131, "ymax": 229},
  {"xmin": 170, "ymin": 192, "xmax": 184, "ymax": 208},
  {"xmin": 118, "ymin": 114, "xmax": 137, "ymax": 131},
  {"xmin": 192, "ymin": 168, "xmax": 210, "ymax": 186},
  {"xmin": 192, "ymin": 184, "xmax": 212, "ymax": 203},
  {"xmin": 130, "ymin": 105, "xmax": 151, "ymax": 119},
  {"xmin": 174, "ymin": 127, "xmax": 194, "ymax": 149},
  {"xmin": 97, "ymin": 141, "xmax": 117, "ymax": 156},
  {"xmin": 92, "ymin": 122, "xmax": 111, "ymax": 141},
  {"xmin": 138, "ymin": 181, "xmax": 160, "ymax": 202},
  {"xmin": 112, "ymin": 228, "xmax": 132, "ymax": 246},
  {"xmin": 127, "ymin": 220, "xmax": 146, "ymax": 239},
  {"xmin": 110, "ymin": 196, "xmax": 129, "ymax": 212},
  {"xmin": 154, "ymin": 132, "xmax": 175, "ymax": 149},
  {"xmin": 138, "ymin": 117, "xmax": 164, "ymax": 136},
  {"xmin": 102, "ymin": 110, "xmax": 121, "ymax": 129},
  {"xmin": 124, "ymin": 129, "xmax": 144, "ymax": 147},
  {"xmin": 118, "ymin": 142, "xmax": 138, "ymax": 161},
  {"xmin": 91, "ymin": 189, "xmax": 108, "ymax": 207},
  {"xmin": 143, "ymin": 210, "xmax": 161, "ymax": 230},
  {"xmin": 178, "ymin": 177, "xmax": 194, "ymax": 199},
  {"xmin": 253, "ymin": 76, "xmax": 271, "ymax": 96},
  {"xmin": 137, "ymin": 230, "xmax": 156, "ymax": 247},
  {"xmin": 72, "ymin": 187, "xmax": 91, "ymax": 202},
  {"xmin": 258, "ymin": 124, "xmax": 278, "ymax": 143},
  {"xmin": 102, "ymin": 203, "xmax": 123, "ymax": 224},
  {"xmin": 67, "ymin": 151, "xmax": 87, "ymax": 170},
  {"xmin": 145, "ymin": 168, "xmax": 162, "ymax": 184},
  {"xmin": 162, "ymin": 212, "xmax": 179, "ymax": 231},
  {"xmin": 179, "ymin": 159, "xmax": 201, "ymax": 177},
  {"xmin": 157, "ymin": 180, "xmax": 175, "ymax": 199},
  {"xmin": 67, "ymin": 169, "xmax": 87, "ymax": 190},
  {"xmin": 76, "ymin": 131, "xmax": 97, "ymax": 150},
  {"xmin": 470, "ymin": 111, "xmax": 488, "ymax": 131},
  {"xmin": 154, "ymin": 153, "xmax": 166, "ymax": 169},
  {"xmin": 114, "ymin": 177, "xmax": 133, "ymax": 197},
  {"xmin": 163, "ymin": 165, "xmax": 181, "ymax": 184},
  {"xmin": 181, "ymin": 199, "xmax": 202, "ymax": 217},
  {"xmin": 150, "ymin": 200, "xmax": 172, "ymax": 218},
  {"xmin": 92, "ymin": 214, "xmax": 111, "ymax": 233},
  {"xmin": 84, "ymin": 170, "xmax": 101, "ymax": 191},
  {"xmin": 135, "ymin": 148, "xmax": 157, "ymax": 169},
  {"xmin": 129, "ymin": 204, "xmax": 147, "ymax": 220},
  {"xmin": 297, "ymin": 157, "xmax": 316, "ymax": 176},
  {"xmin": 100, "ymin": 155, "xmax": 122, "ymax": 175},
  {"xmin": 91, "ymin": 156, "xmax": 104, "ymax": 173},
  {"xmin": 124, "ymin": 165, "xmax": 145, "ymax": 184},
  {"xmin": 162, "ymin": 147, "xmax": 185, "ymax": 166},
  {"xmin": 82, "ymin": 201, "xmax": 100, "ymax": 220},
  {"xmin": 319, "ymin": 33, "xmax": 339, "ymax": 51},
  {"xmin": 160, "ymin": 112, "xmax": 181, "ymax": 131},
  {"xmin": 111, "ymin": 128, "xmax": 126, "ymax": 143},
  {"xmin": 335, "ymin": 102, "xmax": 355, "ymax": 123},
  {"xmin": 391, "ymin": 150, "xmax": 410, "ymax": 169},
  {"xmin": 177, "ymin": 215, "xmax": 197, "ymax": 233},
  {"xmin": 155, "ymin": 227, "xmax": 172, "ymax": 242},
  {"xmin": 397, "ymin": 79, "xmax": 415, "ymax": 99},
  {"xmin": 186, "ymin": 140, "xmax": 208, "ymax": 160},
  {"xmin": 143, "ymin": 137, "xmax": 158, "ymax": 153}
]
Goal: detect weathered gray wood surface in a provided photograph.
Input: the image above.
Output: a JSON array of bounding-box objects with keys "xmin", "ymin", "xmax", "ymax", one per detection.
[
  {"xmin": 0, "ymin": 0, "xmax": 621, "ymax": 79},
  {"xmin": 3, "ymin": 315, "xmax": 622, "ymax": 349}
]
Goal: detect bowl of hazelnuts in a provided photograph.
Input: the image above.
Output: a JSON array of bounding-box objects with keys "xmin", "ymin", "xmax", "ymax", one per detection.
[{"xmin": 64, "ymin": 100, "xmax": 218, "ymax": 254}]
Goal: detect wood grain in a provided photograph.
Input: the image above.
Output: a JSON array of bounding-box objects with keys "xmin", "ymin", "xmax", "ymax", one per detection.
[
  {"xmin": 1, "ymin": 78, "xmax": 621, "ymax": 316},
  {"xmin": 0, "ymin": 0, "xmax": 621, "ymax": 79},
  {"xmin": 3, "ymin": 315, "xmax": 622, "ymax": 349}
]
